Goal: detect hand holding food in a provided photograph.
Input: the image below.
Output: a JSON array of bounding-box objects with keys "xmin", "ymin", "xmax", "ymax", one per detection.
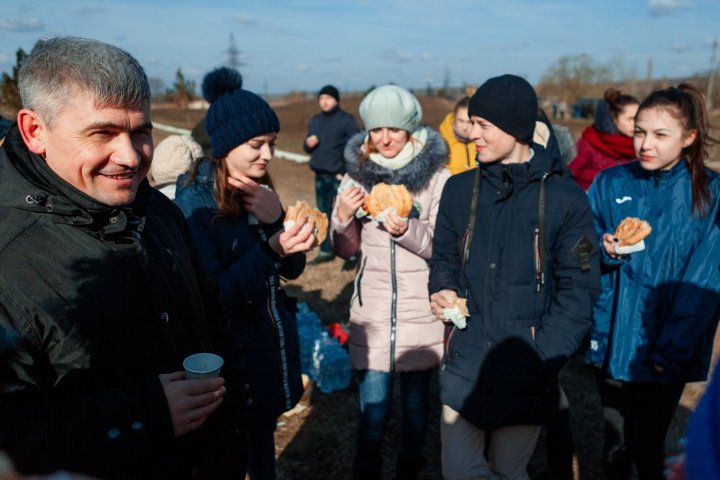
[
  {"xmin": 613, "ymin": 217, "xmax": 652, "ymax": 247},
  {"xmin": 284, "ymin": 200, "xmax": 328, "ymax": 246},
  {"xmin": 364, "ymin": 183, "xmax": 413, "ymax": 219}
]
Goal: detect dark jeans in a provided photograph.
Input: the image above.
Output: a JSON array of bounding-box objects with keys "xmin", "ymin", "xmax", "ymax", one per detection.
[
  {"xmin": 246, "ymin": 414, "xmax": 279, "ymax": 480},
  {"xmin": 355, "ymin": 369, "xmax": 432, "ymax": 469},
  {"xmin": 595, "ymin": 371, "xmax": 685, "ymax": 480},
  {"xmin": 315, "ymin": 173, "xmax": 341, "ymax": 255}
]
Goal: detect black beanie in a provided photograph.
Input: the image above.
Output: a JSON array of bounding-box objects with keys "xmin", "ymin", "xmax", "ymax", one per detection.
[
  {"xmin": 468, "ymin": 74, "xmax": 538, "ymax": 143},
  {"xmin": 318, "ymin": 85, "xmax": 340, "ymax": 102}
]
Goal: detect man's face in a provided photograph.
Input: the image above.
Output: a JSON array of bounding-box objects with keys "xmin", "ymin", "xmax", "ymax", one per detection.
[
  {"xmin": 318, "ymin": 94, "xmax": 338, "ymax": 112},
  {"xmin": 453, "ymin": 106, "xmax": 472, "ymax": 141},
  {"xmin": 469, "ymin": 115, "xmax": 518, "ymax": 164},
  {"xmin": 38, "ymin": 94, "xmax": 153, "ymax": 206}
]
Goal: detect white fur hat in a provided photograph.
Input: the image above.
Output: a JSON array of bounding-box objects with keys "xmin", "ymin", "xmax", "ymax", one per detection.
[
  {"xmin": 359, "ymin": 85, "xmax": 423, "ymax": 133},
  {"xmin": 151, "ymin": 134, "xmax": 203, "ymax": 187}
]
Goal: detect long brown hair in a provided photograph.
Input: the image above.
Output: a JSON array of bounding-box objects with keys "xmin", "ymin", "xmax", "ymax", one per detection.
[
  {"xmin": 187, "ymin": 157, "xmax": 274, "ymax": 219},
  {"xmin": 638, "ymin": 83, "xmax": 717, "ymax": 216}
]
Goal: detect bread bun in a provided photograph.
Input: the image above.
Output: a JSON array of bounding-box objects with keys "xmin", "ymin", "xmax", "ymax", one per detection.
[
  {"xmin": 284, "ymin": 201, "xmax": 329, "ymax": 245},
  {"xmin": 455, "ymin": 297, "xmax": 469, "ymax": 317},
  {"xmin": 364, "ymin": 183, "xmax": 413, "ymax": 218},
  {"xmin": 613, "ymin": 217, "xmax": 652, "ymax": 247}
]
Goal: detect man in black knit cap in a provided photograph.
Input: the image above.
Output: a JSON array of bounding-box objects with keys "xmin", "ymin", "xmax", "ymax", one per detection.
[
  {"xmin": 429, "ymin": 74, "xmax": 600, "ymax": 479},
  {"xmin": 303, "ymin": 85, "xmax": 360, "ymax": 265}
]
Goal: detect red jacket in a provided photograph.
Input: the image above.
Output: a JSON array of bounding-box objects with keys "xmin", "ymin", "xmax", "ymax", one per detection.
[{"xmin": 569, "ymin": 125, "xmax": 635, "ymax": 191}]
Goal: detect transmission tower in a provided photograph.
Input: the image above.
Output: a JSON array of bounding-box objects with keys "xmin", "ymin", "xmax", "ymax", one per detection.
[
  {"xmin": 707, "ymin": 36, "xmax": 718, "ymax": 111},
  {"xmin": 226, "ymin": 34, "xmax": 243, "ymax": 70}
]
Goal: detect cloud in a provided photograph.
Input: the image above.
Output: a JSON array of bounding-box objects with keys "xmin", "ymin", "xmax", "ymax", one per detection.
[
  {"xmin": 381, "ymin": 49, "xmax": 413, "ymax": 64},
  {"xmin": 72, "ymin": 6, "xmax": 106, "ymax": 15},
  {"xmin": 229, "ymin": 15, "xmax": 257, "ymax": 26},
  {"xmin": 672, "ymin": 43, "xmax": 692, "ymax": 53},
  {"xmin": 0, "ymin": 18, "xmax": 44, "ymax": 32},
  {"xmin": 649, "ymin": 0, "xmax": 692, "ymax": 16},
  {"xmin": 0, "ymin": 53, "xmax": 9, "ymax": 64}
]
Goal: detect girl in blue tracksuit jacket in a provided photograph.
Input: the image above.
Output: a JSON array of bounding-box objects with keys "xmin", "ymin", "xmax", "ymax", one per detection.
[{"xmin": 587, "ymin": 83, "xmax": 720, "ymax": 480}]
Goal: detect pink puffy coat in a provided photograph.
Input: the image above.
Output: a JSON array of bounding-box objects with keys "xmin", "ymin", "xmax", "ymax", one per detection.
[{"xmin": 331, "ymin": 129, "xmax": 450, "ymax": 372}]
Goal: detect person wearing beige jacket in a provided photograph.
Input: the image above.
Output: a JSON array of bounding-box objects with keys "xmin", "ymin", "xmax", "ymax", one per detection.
[{"xmin": 330, "ymin": 85, "xmax": 450, "ymax": 479}]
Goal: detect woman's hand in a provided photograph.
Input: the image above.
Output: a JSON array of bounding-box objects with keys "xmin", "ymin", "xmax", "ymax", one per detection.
[
  {"xmin": 268, "ymin": 215, "xmax": 316, "ymax": 256},
  {"xmin": 602, "ymin": 233, "xmax": 624, "ymax": 259},
  {"xmin": 383, "ymin": 210, "xmax": 408, "ymax": 237},
  {"xmin": 337, "ymin": 186, "xmax": 365, "ymax": 223},
  {"xmin": 430, "ymin": 289, "xmax": 457, "ymax": 324},
  {"xmin": 227, "ymin": 173, "xmax": 282, "ymax": 224}
]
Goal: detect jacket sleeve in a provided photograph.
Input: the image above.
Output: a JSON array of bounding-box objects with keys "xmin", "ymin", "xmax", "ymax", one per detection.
[
  {"xmin": 184, "ymin": 207, "xmax": 280, "ymax": 311},
  {"xmin": 534, "ymin": 188, "xmax": 601, "ymax": 374},
  {"xmin": 329, "ymin": 175, "xmax": 363, "ymax": 260},
  {"xmin": 428, "ymin": 177, "xmax": 464, "ymax": 295},
  {"xmin": 0, "ymin": 303, "xmax": 175, "ymax": 474},
  {"xmin": 650, "ymin": 198, "xmax": 720, "ymax": 374},
  {"xmin": 302, "ymin": 117, "xmax": 318, "ymax": 153},
  {"xmin": 394, "ymin": 169, "xmax": 451, "ymax": 260}
]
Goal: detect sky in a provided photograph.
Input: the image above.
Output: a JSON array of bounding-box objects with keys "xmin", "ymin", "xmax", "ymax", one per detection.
[{"xmin": 0, "ymin": 0, "xmax": 718, "ymax": 96}]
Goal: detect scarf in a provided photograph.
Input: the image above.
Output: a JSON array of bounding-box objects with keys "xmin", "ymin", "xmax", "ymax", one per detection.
[
  {"xmin": 367, "ymin": 127, "xmax": 429, "ymax": 171},
  {"xmin": 581, "ymin": 125, "xmax": 635, "ymax": 159}
]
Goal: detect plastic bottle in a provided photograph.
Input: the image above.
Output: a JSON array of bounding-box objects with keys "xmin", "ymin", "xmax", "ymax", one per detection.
[
  {"xmin": 297, "ymin": 309, "xmax": 323, "ymax": 375},
  {"xmin": 313, "ymin": 333, "xmax": 351, "ymax": 394}
]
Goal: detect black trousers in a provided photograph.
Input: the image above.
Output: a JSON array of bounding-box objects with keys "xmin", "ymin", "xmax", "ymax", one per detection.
[{"xmin": 595, "ymin": 371, "xmax": 685, "ymax": 480}]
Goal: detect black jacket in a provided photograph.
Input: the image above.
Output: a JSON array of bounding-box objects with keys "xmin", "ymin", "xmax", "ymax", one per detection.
[
  {"xmin": 303, "ymin": 106, "xmax": 360, "ymax": 175},
  {"xmin": 429, "ymin": 130, "xmax": 601, "ymax": 430},
  {"xmin": 0, "ymin": 126, "xmax": 246, "ymax": 478}
]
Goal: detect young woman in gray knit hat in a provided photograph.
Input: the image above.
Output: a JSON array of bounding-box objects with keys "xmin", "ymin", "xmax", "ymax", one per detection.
[
  {"xmin": 174, "ymin": 67, "xmax": 316, "ymax": 480},
  {"xmin": 330, "ymin": 85, "xmax": 450, "ymax": 479}
]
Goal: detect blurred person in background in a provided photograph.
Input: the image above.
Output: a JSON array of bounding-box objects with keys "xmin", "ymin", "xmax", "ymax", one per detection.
[
  {"xmin": 0, "ymin": 36, "xmax": 248, "ymax": 479},
  {"xmin": 438, "ymin": 96, "xmax": 475, "ymax": 175},
  {"xmin": 331, "ymin": 85, "xmax": 450, "ymax": 479},
  {"xmin": 175, "ymin": 67, "xmax": 315, "ymax": 480},
  {"xmin": 569, "ymin": 88, "xmax": 639, "ymax": 191},
  {"xmin": 150, "ymin": 134, "xmax": 203, "ymax": 199},
  {"xmin": 303, "ymin": 84, "xmax": 361, "ymax": 266},
  {"xmin": 586, "ymin": 83, "xmax": 720, "ymax": 480}
]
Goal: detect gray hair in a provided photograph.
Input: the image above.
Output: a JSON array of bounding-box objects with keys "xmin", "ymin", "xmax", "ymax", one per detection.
[{"xmin": 19, "ymin": 36, "xmax": 150, "ymax": 128}]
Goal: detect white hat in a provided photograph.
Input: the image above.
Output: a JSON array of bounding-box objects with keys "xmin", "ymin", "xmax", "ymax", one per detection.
[
  {"xmin": 359, "ymin": 85, "xmax": 423, "ymax": 133},
  {"xmin": 151, "ymin": 135, "xmax": 203, "ymax": 187}
]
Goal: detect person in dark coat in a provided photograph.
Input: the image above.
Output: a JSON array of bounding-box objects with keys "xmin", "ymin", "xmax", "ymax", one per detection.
[
  {"xmin": 0, "ymin": 37, "xmax": 247, "ymax": 479},
  {"xmin": 429, "ymin": 74, "xmax": 601, "ymax": 479},
  {"xmin": 175, "ymin": 67, "xmax": 316, "ymax": 480},
  {"xmin": 303, "ymin": 84, "xmax": 361, "ymax": 264}
]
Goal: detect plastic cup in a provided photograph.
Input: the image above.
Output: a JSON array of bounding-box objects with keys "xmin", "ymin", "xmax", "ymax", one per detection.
[{"xmin": 183, "ymin": 353, "xmax": 224, "ymax": 380}]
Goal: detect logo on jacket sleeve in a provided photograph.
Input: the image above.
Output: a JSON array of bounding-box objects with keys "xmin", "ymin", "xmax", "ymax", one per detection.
[{"xmin": 570, "ymin": 235, "xmax": 594, "ymax": 272}]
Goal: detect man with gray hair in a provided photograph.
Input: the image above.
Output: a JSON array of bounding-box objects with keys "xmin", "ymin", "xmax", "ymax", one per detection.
[{"xmin": 0, "ymin": 37, "xmax": 248, "ymax": 478}]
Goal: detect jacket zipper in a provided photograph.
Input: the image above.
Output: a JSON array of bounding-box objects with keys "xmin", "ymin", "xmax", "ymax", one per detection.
[
  {"xmin": 389, "ymin": 239, "xmax": 398, "ymax": 372},
  {"xmin": 354, "ymin": 256, "xmax": 368, "ymax": 307}
]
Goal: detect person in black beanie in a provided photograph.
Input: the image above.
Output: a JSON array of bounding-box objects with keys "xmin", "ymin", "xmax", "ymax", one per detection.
[
  {"xmin": 428, "ymin": 74, "xmax": 601, "ymax": 479},
  {"xmin": 303, "ymin": 84, "xmax": 360, "ymax": 265}
]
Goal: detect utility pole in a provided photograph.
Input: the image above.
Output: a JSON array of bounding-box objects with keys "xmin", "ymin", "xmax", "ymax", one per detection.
[{"xmin": 707, "ymin": 36, "xmax": 718, "ymax": 111}]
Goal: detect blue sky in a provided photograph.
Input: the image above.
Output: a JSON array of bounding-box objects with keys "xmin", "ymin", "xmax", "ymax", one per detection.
[{"xmin": 0, "ymin": 0, "xmax": 718, "ymax": 96}]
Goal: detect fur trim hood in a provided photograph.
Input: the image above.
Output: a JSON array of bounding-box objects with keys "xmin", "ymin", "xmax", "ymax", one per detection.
[{"xmin": 343, "ymin": 128, "xmax": 448, "ymax": 193}]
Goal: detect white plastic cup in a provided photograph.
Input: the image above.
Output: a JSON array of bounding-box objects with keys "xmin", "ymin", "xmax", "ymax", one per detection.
[{"xmin": 183, "ymin": 353, "xmax": 224, "ymax": 380}]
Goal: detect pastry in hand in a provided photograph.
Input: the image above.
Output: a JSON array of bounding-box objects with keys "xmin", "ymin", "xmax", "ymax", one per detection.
[
  {"xmin": 454, "ymin": 297, "xmax": 470, "ymax": 317},
  {"xmin": 613, "ymin": 217, "xmax": 652, "ymax": 247},
  {"xmin": 284, "ymin": 200, "xmax": 329, "ymax": 245},
  {"xmin": 364, "ymin": 183, "xmax": 413, "ymax": 219}
]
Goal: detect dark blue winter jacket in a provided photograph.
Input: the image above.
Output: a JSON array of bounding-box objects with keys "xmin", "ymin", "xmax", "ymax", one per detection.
[
  {"xmin": 175, "ymin": 160, "xmax": 304, "ymax": 417},
  {"xmin": 303, "ymin": 106, "xmax": 360, "ymax": 175},
  {"xmin": 429, "ymin": 131, "xmax": 600, "ymax": 430},
  {"xmin": 587, "ymin": 160, "xmax": 720, "ymax": 383}
]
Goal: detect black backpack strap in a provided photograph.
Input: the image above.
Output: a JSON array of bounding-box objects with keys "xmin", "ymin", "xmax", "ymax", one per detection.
[{"xmin": 461, "ymin": 167, "xmax": 481, "ymax": 277}]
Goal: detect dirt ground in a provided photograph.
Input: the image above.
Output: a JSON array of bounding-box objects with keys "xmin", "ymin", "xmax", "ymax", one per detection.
[{"xmin": 149, "ymin": 98, "xmax": 720, "ymax": 479}]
